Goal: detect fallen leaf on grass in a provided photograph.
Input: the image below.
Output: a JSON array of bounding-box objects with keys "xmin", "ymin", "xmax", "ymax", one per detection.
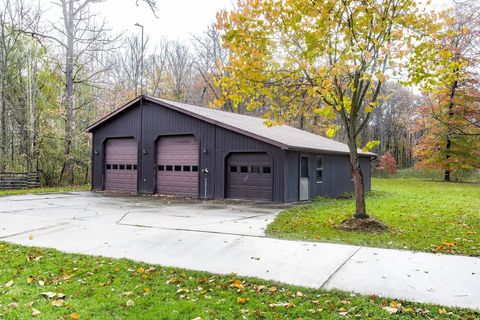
[
  {"xmin": 166, "ymin": 277, "xmax": 180, "ymax": 284},
  {"xmin": 122, "ymin": 291, "xmax": 134, "ymax": 296},
  {"xmin": 69, "ymin": 313, "xmax": 80, "ymax": 319},
  {"xmin": 8, "ymin": 302, "xmax": 18, "ymax": 308},
  {"xmin": 41, "ymin": 292, "xmax": 57, "ymax": 299},
  {"xmin": 269, "ymin": 302, "xmax": 295, "ymax": 308},
  {"xmin": 439, "ymin": 308, "xmax": 447, "ymax": 314},
  {"xmin": 24, "ymin": 301, "xmax": 34, "ymax": 307},
  {"xmin": 390, "ymin": 301, "xmax": 400, "ymax": 307},
  {"xmin": 383, "ymin": 307, "xmax": 398, "ymax": 314},
  {"xmin": 4, "ymin": 280, "xmax": 13, "ymax": 288},
  {"xmin": 51, "ymin": 299, "xmax": 64, "ymax": 307},
  {"xmin": 237, "ymin": 297, "xmax": 248, "ymax": 304},
  {"xmin": 255, "ymin": 285, "xmax": 266, "ymax": 292},
  {"xmin": 31, "ymin": 308, "xmax": 41, "ymax": 316},
  {"xmin": 230, "ymin": 280, "xmax": 245, "ymax": 291},
  {"xmin": 27, "ymin": 277, "xmax": 35, "ymax": 283},
  {"xmin": 176, "ymin": 288, "xmax": 190, "ymax": 294}
]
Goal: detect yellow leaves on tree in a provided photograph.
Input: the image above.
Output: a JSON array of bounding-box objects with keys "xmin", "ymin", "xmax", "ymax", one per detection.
[{"xmin": 215, "ymin": 0, "xmax": 432, "ymax": 218}]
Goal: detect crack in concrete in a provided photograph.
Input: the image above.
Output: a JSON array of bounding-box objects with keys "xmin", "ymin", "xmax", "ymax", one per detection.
[
  {"xmin": 320, "ymin": 247, "xmax": 362, "ymax": 289},
  {"xmin": 0, "ymin": 204, "xmax": 85, "ymax": 214},
  {"xmin": 115, "ymin": 211, "xmax": 268, "ymax": 237},
  {"xmin": 115, "ymin": 210, "xmax": 275, "ymax": 237},
  {"xmin": 0, "ymin": 222, "xmax": 71, "ymax": 240}
]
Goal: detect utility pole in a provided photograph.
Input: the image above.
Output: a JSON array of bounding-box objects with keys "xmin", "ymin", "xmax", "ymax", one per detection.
[{"xmin": 134, "ymin": 22, "xmax": 144, "ymax": 95}]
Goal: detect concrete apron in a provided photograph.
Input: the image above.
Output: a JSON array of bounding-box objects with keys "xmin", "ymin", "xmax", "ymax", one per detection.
[{"xmin": 0, "ymin": 192, "xmax": 479, "ymax": 310}]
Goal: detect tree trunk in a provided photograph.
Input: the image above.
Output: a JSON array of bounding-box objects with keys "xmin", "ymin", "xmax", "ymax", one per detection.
[
  {"xmin": 347, "ymin": 135, "xmax": 368, "ymax": 219},
  {"xmin": 0, "ymin": 33, "xmax": 6, "ymax": 172},
  {"xmin": 444, "ymin": 72, "xmax": 458, "ymax": 182},
  {"xmin": 444, "ymin": 138, "xmax": 451, "ymax": 182},
  {"xmin": 61, "ymin": 0, "xmax": 75, "ymax": 185},
  {"xmin": 0, "ymin": 73, "xmax": 6, "ymax": 172}
]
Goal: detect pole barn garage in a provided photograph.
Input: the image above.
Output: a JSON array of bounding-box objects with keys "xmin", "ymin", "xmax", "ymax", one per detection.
[{"xmin": 86, "ymin": 95, "xmax": 374, "ymax": 202}]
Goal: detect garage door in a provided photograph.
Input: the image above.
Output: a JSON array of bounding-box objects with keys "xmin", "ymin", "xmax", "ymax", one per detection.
[
  {"xmin": 156, "ymin": 135, "xmax": 199, "ymax": 196},
  {"xmin": 226, "ymin": 152, "xmax": 272, "ymax": 201},
  {"xmin": 104, "ymin": 138, "xmax": 138, "ymax": 192}
]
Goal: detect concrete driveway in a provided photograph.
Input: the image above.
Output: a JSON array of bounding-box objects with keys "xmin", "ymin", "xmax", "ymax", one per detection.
[
  {"xmin": 0, "ymin": 192, "xmax": 479, "ymax": 310},
  {"xmin": 0, "ymin": 192, "xmax": 282, "ymax": 238}
]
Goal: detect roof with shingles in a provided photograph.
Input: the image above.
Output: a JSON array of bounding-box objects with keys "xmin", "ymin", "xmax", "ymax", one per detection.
[{"xmin": 86, "ymin": 95, "xmax": 374, "ymax": 157}]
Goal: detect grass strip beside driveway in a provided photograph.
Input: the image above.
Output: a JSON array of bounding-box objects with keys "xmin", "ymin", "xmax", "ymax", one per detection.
[
  {"xmin": 266, "ymin": 179, "xmax": 480, "ymax": 256},
  {"xmin": 0, "ymin": 185, "xmax": 90, "ymax": 197},
  {"xmin": 0, "ymin": 242, "xmax": 478, "ymax": 319}
]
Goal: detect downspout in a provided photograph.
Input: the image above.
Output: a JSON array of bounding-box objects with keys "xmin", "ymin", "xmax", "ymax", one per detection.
[{"xmin": 139, "ymin": 95, "xmax": 143, "ymax": 193}]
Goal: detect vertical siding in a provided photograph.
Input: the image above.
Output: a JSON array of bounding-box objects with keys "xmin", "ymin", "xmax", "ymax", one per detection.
[
  {"xmin": 140, "ymin": 101, "xmax": 216, "ymax": 196},
  {"xmin": 284, "ymin": 151, "xmax": 299, "ymax": 202},
  {"xmin": 284, "ymin": 151, "xmax": 372, "ymax": 200},
  {"xmin": 214, "ymin": 127, "xmax": 285, "ymax": 202},
  {"xmin": 91, "ymin": 106, "xmax": 141, "ymax": 190},
  {"xmin": 90, "ymin": 98, "xmax": 371, "ymax": 202},
  {"xmin": 91, "ymin": 99, "xmax": 285, "ymax": 201},
  {"xmin": 319, "ymin": 154, "xmax": 354, "ymax": 197}
]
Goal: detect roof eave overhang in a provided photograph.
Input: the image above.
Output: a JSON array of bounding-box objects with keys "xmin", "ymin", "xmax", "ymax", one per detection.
[{"xmin": 286, "ymin": 146, "xmax": 375, "ymax": 158}]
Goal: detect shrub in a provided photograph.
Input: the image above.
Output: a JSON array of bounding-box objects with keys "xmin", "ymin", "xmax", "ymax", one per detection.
[{"xmin": 377, "ymin": 152, "xmax": 397, "ymax": 177}]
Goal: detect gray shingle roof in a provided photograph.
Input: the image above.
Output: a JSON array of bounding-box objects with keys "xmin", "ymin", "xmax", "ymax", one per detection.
[
  {"xmin": 86, "ymin": 95, "xmax": 374, "ymax": 156},
  {"xmin": 147, "ymin": 96, "xmax": 373, "ymax": 156}
]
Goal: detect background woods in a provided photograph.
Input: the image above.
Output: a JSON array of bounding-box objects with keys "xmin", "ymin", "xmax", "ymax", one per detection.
[{"xmin": 0, "ymin": 0, "xmax": 478, "ymax": 186}]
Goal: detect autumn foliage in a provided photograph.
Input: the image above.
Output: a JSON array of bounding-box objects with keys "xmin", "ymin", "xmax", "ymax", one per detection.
[
  {"xmin": 378, "ymin": 152, "xmax": 398, "ymax": 176},
  {"xmin": 409, "ymin": 1, "xmax": 480, "ymax": 180},
  {"xmin": 216, "ymin": 0, "xmax": 432, "ymax": 218},
  {"xmin": 412, "ymin": 92, "xmax": 480, "ymax": 178}
]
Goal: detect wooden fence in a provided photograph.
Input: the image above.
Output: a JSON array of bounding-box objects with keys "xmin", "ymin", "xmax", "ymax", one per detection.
[{"xmin": 0, "ymin": 172, "xmax": 41, "ymax": 190}]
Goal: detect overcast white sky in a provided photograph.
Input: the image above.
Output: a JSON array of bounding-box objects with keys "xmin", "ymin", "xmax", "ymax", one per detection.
[
  {"xmin": 41, "ymin": 0, "xmax": 449, "ymax": 48},
  {"xmin": 42, "ymin": 0, "xmax": 234, "ymax": 46}
]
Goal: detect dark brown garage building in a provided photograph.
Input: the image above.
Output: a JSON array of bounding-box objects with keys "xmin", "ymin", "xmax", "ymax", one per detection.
[{"xmin": 86, "ymin": 95, "xmax": 374, "ymax": 202}]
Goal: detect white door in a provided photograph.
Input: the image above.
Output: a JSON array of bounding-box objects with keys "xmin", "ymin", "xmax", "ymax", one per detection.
[{"xmin": 299, "ymin": 156, "xmax": 309, "ymax": 201}]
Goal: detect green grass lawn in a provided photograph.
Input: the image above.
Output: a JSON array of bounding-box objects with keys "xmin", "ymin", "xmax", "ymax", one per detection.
[
  {"xmin": 267, "ymin": 179, "xmax": 480, "ymax": 256},
  {"xmin": 0, "ymin": 185, "xmax": 90, "ymax": 197},
  {"xmin": 0, "ymin": 243, "xmax": 478, "ymax": 319}
]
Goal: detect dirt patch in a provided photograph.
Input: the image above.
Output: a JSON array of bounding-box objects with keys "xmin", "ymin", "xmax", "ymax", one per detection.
[{"xmin": 337, "ymin": 217, "xmax": 389, "ymax": 234}]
